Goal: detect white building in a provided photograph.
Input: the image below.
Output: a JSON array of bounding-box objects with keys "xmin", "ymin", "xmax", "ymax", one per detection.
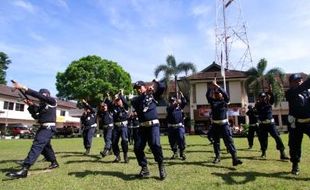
[
  {"xmin": 0, "ymin": 84, "xmax": 80, "ymax": 133},
  {"xmin": 186, "ymin": 63, "xmax": 306, "ymax": 133}
]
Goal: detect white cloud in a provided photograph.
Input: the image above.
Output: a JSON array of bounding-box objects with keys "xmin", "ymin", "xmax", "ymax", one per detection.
[
  {"xmin": 108, "ymin": 7, "xmax": 135, "ymax": 31},
  {"xmin": 251, "ymin": 32, "xmax": 310, "ymax": 64},
  {"xmin": 29, "ymin": 32, "xmax": 46, "ymax": 42},
  {"xmin": 54, "ymin": 0, "xmax": 69, "ymax": 9},
  {"xmin": 288, "ymin": 0, "xmax": 310, "ymax": 28},
  {"xmin": 13, "ymin": 0, "xmax": 36, "ymax": 13},
  {"xmin": 191, "ymin": 4, "xmax": 211, "ymax": 17}
]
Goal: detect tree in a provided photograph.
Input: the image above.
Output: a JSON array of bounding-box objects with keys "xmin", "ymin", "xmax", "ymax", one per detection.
[
  {"xmin": 0, "ymin": 52, "xmax": 11, "ymax": 85},
  {"xmin": 154, "ymin": 55, "xmax": 196, "ymax": 99},
  {"xmin": 245, "ymin": 58, "xmax": 285, "ymax": 106},
  {"xmin": 56, "ymin": 55, "xmax": 132, "ymax": 106}
]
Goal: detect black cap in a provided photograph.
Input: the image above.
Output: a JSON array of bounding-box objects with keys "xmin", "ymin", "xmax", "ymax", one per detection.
[
  {"xmin": 259, "ymin": 92, "xmax": 266, "ymax": 97},
  {"xmin": 133, "ymin": 81, "xmax": 145, "ymax": 89},
  {"xmin": 289, "ymin": 73, "xmax": 302, "ymax": 82},
  {"xmin": 39, "ymin": 88, "xmax": 50, "ymax": 96}
]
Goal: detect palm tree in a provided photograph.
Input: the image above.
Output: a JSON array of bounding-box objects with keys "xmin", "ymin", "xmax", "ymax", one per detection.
[
  {"xmin": 154, "ymin": 55, "xmax": 196, "ymax": 99},
  {"xmin": 0, "ymin": 52, "xmax": 11, "ymax": 85},
  {"xmin": 245, "ymin": 58, "xmax": 285, "ymax": 106}
]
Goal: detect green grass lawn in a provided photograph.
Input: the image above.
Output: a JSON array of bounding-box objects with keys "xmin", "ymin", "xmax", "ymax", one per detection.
[{"xmin": 1, "ymin": 134, "xmax": 309, "ymax": 190}]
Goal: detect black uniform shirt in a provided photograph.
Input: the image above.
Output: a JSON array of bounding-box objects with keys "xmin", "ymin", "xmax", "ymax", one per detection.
[
  {"xmin": 255, "ymin": 92, "xmax": 274, "ymax": 121},
  {"xmin": 131, "ymin": 81, "xmax": 165, "ymax": 122},
  {"xmin": 81, "ymin": 103, "xmax": 96, "ymax": 127},
  {"xmin": 128, "ymin": 115, "xmax": 139, "ymax": 127},
  {"xmin": 112, "ymin": 95, "xmax": 129, "ymax": 122},
  {"xmin": 26, "ymin": 88, "xmax": 57, "ymax": 123},
  {"xmin": 286, "ymin": 79, "xmax": 310, "ymax": 118},
  {"xmin": 246, "ymin": 109, "xmax": 258, "ymax": 124},
  {"xmin": 97, "ymin": 110, "xmax": 113, "ymax": 125},
  {"xmin": 166, "ymin": 96, "xmax": 187, "ymax": 124},
  {"xmin": 206, "ymin": 87, "xmax": 229, "ymax": 120}
]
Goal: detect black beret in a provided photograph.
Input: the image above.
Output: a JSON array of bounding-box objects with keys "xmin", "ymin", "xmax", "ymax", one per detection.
[
  {"xmin": 133, "ymin": 81, "xmax": 145, "ymax": 89},
  {"xmin": 289, "ymin": 73, "xmax": 302, "ymax": 82}
]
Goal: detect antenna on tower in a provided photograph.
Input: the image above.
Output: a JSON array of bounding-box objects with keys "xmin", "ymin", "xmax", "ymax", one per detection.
[{"xmin": 215, "ymin": 0, "xmax": 253, "ymax": 72}]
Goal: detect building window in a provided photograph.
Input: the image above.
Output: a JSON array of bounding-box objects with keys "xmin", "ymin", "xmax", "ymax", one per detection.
[
  {"xmin": 60, "ymin": 110, "xmax": 66, "ymax": 116},
  {"xmin": 4, "ymin": 101, "xmax": 14, "ymax": 110},
  {"xmin": 15, "ymin": 103, "xmax": 25, "ymax": 111}
]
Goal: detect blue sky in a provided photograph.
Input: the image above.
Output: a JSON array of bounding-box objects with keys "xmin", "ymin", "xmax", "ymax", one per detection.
[{"xmin": 1, "ymin": 0, "xmax": 310, "ymax": 96}]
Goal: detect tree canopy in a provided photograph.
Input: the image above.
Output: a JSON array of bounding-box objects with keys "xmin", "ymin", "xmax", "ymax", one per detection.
[
  {"xmin": 245, "ymin": 58, "xmax": 285, "ymax": 106},
  {"xmin": 154, "ymin": 55, "xmax": 196, "ymax": 99},
  {"xmin": 0, "ymin": 52, "xmax": 11, "ymax": 85},
  {"xmin": 56, "ymin": 55, "xmax": 132, "ymax": 106}
]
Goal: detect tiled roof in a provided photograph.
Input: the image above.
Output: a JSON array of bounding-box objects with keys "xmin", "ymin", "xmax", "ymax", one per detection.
[
  {"xmin": 0, "ymin": 84, "xmax": 77, "ymax": 109},
  {"xmin": 187, "ymin": 62, "xmax": 247, "ymax": 80},
  {"xmin": 187, "ymin": 63, "xmax": 308, "ymax": 89}
]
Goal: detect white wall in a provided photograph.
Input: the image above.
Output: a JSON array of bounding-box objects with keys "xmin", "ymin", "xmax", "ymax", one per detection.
[
  {"xmin": 195, "ymin": 83, "xmax": 208, "ymax": 105},
  {"xmin": 228, "ymin": 81, "xmax": 243, "ymax": 103}
]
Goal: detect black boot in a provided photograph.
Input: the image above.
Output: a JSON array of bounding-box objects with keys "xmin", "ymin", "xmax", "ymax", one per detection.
[
  {"xmin": 158, "ymin": 162, "xmax": 166, "ymax": 180},
  {"xmin": 84, "ymin": 148, "xmax": 90, "ymax": 155},
  {"xmin": 232, "ymin": 153, "xmax": 243, "ymax": 166},
  {"xmin": 124, "ymin": 153, "xmax": 129, "ymax": 163},
  {"xmin": 6, "ymin": 166, "xmax": 29, "ymax": 179},
  {"xmin": 100, "ymin": 149, "xmax": 109, "ymax": 158},
  {"xmin": 213, "ymin": 156, "xmax": 221, "ymax": 164},
  {"xmin": 232, "ymin": 159, "xmax": 243, "ymax": 166},
  {"xmin": 113, "ymin": 155, "xmax": 121, "ymax": 163},
  {"xmin": 280, "ymin": 150, "xmax": 289, "ymax": 160},
  {"xmin": 136, "ymin": 166, "xmax": 150, "ymax": 178},
  {"xmin": 261, "ymin": 150, "xmax": 266, "ymax": 158},
  {"xmin": 47, "ymin": 160, "xmax": 59, "ymax": 169},
  {"xmin": 180, "ymin": 152, "xmax": 186, "ymax": 161},
  {"xmin": 170, "ymin": 151, "xmax": 178, "ymax": 160},
  {"xmin": 291, "ymin": 162, "xmax": 300, "ymax": 175}
]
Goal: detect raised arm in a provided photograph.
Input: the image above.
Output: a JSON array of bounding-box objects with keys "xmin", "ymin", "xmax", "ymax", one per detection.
[{"xmin": 152, "ymin": 80, "xmax": 165, "ymax": 100}]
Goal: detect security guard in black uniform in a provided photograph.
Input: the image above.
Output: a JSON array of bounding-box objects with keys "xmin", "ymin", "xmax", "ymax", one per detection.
[
  {"xmin": 6, "ymin": 82, "xmax": 59, "ymax": 179},
  {"xmin": 167, "ymin": 91, "xmax": 187, "ymax": 160},
  {"xmin": 286, "ymin": 73, "xmax": 310, "ymax": 175},
  {"xmin": 128, "ymin": 111, "xmax": 140, "ymax": 145},
  {"xmin": 255, "ymin": 89, "xmax": 289, "ymax": 160},
  {"xmin": 80, "ymin": 99, "xmax": 97, "ymax": 155},
  {"xmin": 246, "ymin": 105, "xmax": 259, "ymax": 149},
  {"xmin": 206, "ymin": 80, "xmax": 242, "ymax": 166},
  {"xmin": 97, "ymin": 99, "xmax": 114, "ymax": 158},
  {"xmin": 111, "ymin": 91, "xmax": 129, "ymax": 163},
  {"xmin": 131, "ymin": 80, "xmax": 167, "ymax": 180}
]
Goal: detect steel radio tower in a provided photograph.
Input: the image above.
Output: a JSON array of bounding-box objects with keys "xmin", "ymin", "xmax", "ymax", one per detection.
[{"xmin": 215, "ymin": 0, "xmax": 253, "ymax": 71}]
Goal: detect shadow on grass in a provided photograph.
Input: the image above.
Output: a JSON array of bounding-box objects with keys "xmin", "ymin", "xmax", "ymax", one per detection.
[
  {"xmin": 68, "ymin": 170, "xmax": 162, "ymax": 181},
  {"xmin": 212, "ymin": 171, "xmax": 310, "ymax": 184},
  {"xmin": 0, "ymin": 159, "xmax": 22, "ymax": 164},
  {"xmin": 237, "ymin": 155, "xmax": 291, "ymax": 163},
  {"xmin": 163, "ymin": 159, "xmax": 238, "ymax": 171},
  {"xmin": 65, "ymin": 155, "xmax": 137, "ymax": 165}
]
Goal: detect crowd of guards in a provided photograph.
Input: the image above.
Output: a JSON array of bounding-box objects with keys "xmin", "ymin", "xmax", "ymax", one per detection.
[{"xmin": 5, "ymin": 73, "xmax": 310, "ymax": 179}]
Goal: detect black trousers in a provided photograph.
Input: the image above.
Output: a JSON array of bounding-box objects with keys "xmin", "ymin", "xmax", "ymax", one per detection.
[
  {"xmin": 23, "ymin": 126, "xmax": 56, "ymax": 167},
  {"xmin": 289, "ymin": 122, "xmax": 310, "ymax": 163},
  {"xmin": 211, "ymin": 123, "xmax": 237, "ymax": 157},
  {"xmin": 168, "ymin": 126, "xmax": 186, "ymax": 153},
  {"xmin": 134, "ymin": 124, "xmax": 164, "ymax": 167},
  {"xmin": 258, "ymin": 123, "xmax": 285, "ymax": 152},
  {"xmin": 82, "ymin": 127, "xmax": 96, "ymax": 149},
  {"xmin": 247, "ymin": 124, "xmax": 259, "ymax": 147},
  {"xmin": 103, "ymin": 126, "xmax": 113, "ymax": 150},
  {"xmin": 112, "ymin": 126, "xmax": 128, "ymax": 156}
]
